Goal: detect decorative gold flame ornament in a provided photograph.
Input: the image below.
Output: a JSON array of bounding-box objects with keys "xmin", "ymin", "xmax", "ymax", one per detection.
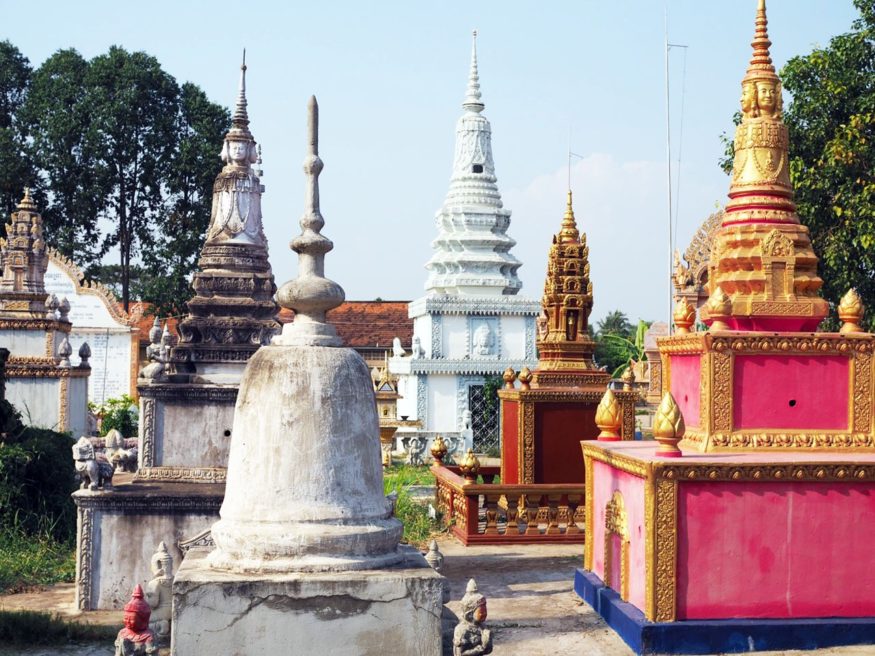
[
  {"xmin": 621, "ymin": 365, "xmax": 635, "ymax": 392},
  {"xmin": 838, "ymin": 288, "xmax": 865, "ymax": 334},
  {"xmin": 595, "ymin": 389, "xmax": 622, "ymax": 441},
  {"xmin": 700, "ymin": 0, "xmax": 828, "ymax": 332},
  {"xmin": 517, "ymin": 367, "xmax": 533, "ymax": 390},
  {"xmin": 458, "ymin": 448, "xmax": 481, "ymax": 482},
  {"xmin": 502, "ymin": 366, "xmax": 517, "ymax": 389},
  {"xmin": 653, "ymin": 392, "xmax": 685, "ymax": 458},
  {"xmin": 672, "ymin": 298, "xmax": 696, "ymax": 334},
  {"xmin": 430, "ymin": 434, "xmax": 448, "ymax": 464},
  {"xmin": 705, "ymin": 287, "xmax": 732, "ymax": 332},
  {"xmin": 534, "ymin": 190, "xmax": 598, "ymax": 379}
]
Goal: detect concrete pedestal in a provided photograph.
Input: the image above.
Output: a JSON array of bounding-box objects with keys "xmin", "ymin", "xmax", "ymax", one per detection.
[{"xmin": 172, "ymin": 547, "xmax": 444, "ymax": 656}]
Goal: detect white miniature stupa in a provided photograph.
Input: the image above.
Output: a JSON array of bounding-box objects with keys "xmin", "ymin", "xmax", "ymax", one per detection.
[{"xmin": 391, "ymin": 32, "xmax": 539, "ymax": 455}]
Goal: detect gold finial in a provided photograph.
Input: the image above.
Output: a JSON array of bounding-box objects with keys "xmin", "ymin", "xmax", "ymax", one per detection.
[
  {"xmin": 430, "ymin": 435, "xmax": 449, "ymax": 465},
  {"xmin": 838, "ymin": 288, "xmax": 865, "ymax": 334},
  {"xmin": 458, "ymin": 448, "xmax": 481, "ymax": 482},
  {"xmin": 653, "ymin": 391, "xmax": 685, "ymax": 457},
  {"xmin": 595, "ymin": 389, "xmax": 622, "ymax": 441},
  {"xmin": 621, "ymin": 363, "xmax": 635, "ymax": 391},
  {"xmin": 517, "ymin": 366, "xmax": 533, "ymax": 390},
  {"xmin": 558, "ymin": 190, "xmax": 580, "ymax": 243},
  {"xmin": 672, "ymin": 298, "xmax": 696, "ymax": 334},
  {"xmin": 18, "ymin": 187, "xmax": 36, "ymax": 210},
  {"xmin": 502, "ymin": 366, "xmax": 517, "ymax": 389},
  {"xmin": 704, "ymin": 286, "xmax": 732, "ymax": 331}
]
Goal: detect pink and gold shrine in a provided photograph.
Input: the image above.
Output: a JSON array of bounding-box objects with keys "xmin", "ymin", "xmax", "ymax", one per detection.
[{"xmin": 576, "ymin": 2, "xmax": 875, "ymax": 653}]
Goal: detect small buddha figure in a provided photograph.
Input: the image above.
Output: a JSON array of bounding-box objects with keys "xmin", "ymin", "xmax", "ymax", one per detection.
[
  {"xmin": 453, "ymin": 578, "xmax": 493, "ymax": 656},
  {"xmin": 114, "ymin": 584, "xmax": 157, "ymax": 656},
  {"xmin": 144, "ymin": 541, "xmax": 173, "ymax": 644},
  {"xmin": 755, "ymin": 80, "xmax": 778, "ymax": 118},
  {"xmin": 472, "ymin": 322, "xmax": 494, "ymax": 356}
]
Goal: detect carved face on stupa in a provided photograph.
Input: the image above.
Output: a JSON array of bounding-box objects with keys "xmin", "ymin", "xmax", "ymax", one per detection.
[
  {"xmin": 755, "ymin": 80, "xmax": 776, "ymax": 116},
  {"xmin": 228, "ymin": 139, "xmax": 251, "ymax": 165},
  {"xmin": 740, "ymin": 82, "xmax": 757, "ymax": 117}
]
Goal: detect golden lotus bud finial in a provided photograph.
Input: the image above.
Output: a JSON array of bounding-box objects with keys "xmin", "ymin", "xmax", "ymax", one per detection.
[
  {"xmin": 672, "ymin": 298, "xmax": 696, "ymax": 334},
  {"xmin": 595, "ymin": 388, "xmax": 622, "ymax": 441},
  {"xmin": 430, "ymin": 434, "xmax": 449, "ymax": 464},
  {"xmin": 458, "ymin": 448, "xmax": 481, "ymax": 482},
  {"xmin": 838, "ymin": 288, "xmax": 865, "ymax": 334},
  {"xmin": 558, "ymin": 190, "xmax": 580, "ymax": 243},
  {"xmin": 502, "ymin": 366, "xmax": 518, "ymax": 389},
  {"xmin": 621, "ymin": 364, "xmax": 635, "ymax": 391},
  {"xmin": 653, "ymin": 391, "xmax": 685, "ymax": 457},
  {"xmin": 517, "ymin": 366, "xmax": 533, "ymax": 390},
  {"xmin": 705, "ymin": 286, "xmax": 732, "ymax": 331}
]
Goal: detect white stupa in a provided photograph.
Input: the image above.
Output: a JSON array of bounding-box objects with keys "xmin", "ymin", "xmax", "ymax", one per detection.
[{"xmin": 391, "ymin": 32, "xmax": 539, "ymax": 454}]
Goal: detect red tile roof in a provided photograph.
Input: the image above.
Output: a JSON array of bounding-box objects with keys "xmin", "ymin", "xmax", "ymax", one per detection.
[{"xmin": 278, "ymin": 301, "xmax": 412, "ymax": 348}]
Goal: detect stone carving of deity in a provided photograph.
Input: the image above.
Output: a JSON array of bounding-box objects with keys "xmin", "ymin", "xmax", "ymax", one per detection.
[
  {"xmin": 472, "ymin": 323, "xmax": 494, "ymax": 357},
  {"xmin": 453, "ymin": 579, "xmax": 493, "ymax": 656},
  {"xmin": 392, "ymin": 337, "xmax": 406, "ymax": 357},
  {"xmin": 144, "ymin": 542, "xmax": 173, "ymax": 645},
  {"xmin": 114, "ymin": 585, "xmax": 157, "ymax": 655},
  {"xmin": 412, "ymin": 336, "xmax": 424, "ymax": 359}
]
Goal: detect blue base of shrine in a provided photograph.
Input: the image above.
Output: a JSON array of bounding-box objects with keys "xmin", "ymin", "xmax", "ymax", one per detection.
[{"xmin": 574, "ymin": 568, "xmax": 875, "ymax": 654}]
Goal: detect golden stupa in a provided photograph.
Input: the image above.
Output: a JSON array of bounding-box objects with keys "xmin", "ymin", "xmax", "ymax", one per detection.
[{"xmin": 701, "ymin": 0, "xmax": 829, "ymax": 331}]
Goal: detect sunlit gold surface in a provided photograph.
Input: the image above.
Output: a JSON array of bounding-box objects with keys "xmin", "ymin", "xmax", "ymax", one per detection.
[
  {"xmin": 839, "ymin": 288, "xmax": 865, "ymax": 334},
  {"xmin": 595, "ymin": 389, "xmax": 622, "ymax": 440},
  {"xmin": 672, "ymin": 298, "xmax": 696, "ymax": 334},
  {"xmin": 653, "ymin": 392, "xmax": 685, "ymax": 456}
]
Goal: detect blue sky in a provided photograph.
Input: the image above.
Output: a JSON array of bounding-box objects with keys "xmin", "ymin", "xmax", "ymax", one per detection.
[{"xmin": 1, "ymin": 1, "xmax": 861, "ymax": 325}]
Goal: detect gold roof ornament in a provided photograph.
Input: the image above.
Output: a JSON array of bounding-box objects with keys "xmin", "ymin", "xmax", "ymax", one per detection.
[
  {"xmin": 838, "ymin": 288, "xmax": 865, "ymax": 334},
  {"xmin": 458, "ymin": 448, "xmax": 481, "ymax": 483},
  {"xmin": 701, "ymin": 0, "xmax": 828, "ymax": 332},
  {"xmin": 704, "ymin": 287, "xmax": 732, "ymax": 331},
  {"xmin": 653, "ymin": 391, "xmax": 685, "ymax": 458},
  {"xmin": 620, "ymin": 364, "xmax": 635, "ymax": 391},
  {"xmin": 502, "ymin": 366, "xmax": 517, "ymax": 389},
  {"xmin": 595, "ymin": 389, "xmax": 622, "ymax": 441},
  {"xmin": 672, "ymin": 298, "xmax": 696, "ymax": 334}
]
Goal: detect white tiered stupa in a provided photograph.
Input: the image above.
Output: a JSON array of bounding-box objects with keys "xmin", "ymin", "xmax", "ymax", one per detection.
[{"xmin": 391, "ymin": 32, "xmax": 539, "ymax": 454}]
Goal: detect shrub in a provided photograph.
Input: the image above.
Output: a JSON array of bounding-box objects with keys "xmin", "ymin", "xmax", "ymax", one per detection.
[
  {"xmin": 90, "ymin": 394, "xmax": 138, "ymax": 437},
  {"xmin": 0, "ymin": 610, "xmax": 115, "ymax": 645}
]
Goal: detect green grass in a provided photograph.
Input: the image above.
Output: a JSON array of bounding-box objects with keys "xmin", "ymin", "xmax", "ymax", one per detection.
[
  {"xmin": 383, "ymin": 465, "xmax": 441, "ymax": 548},
  {"xmin": 0, "ymin": 529, "xmax": 75, "ymax": 594},
  {"xmin": 0, "ymin": 610, "xmax": 116, "ymax": 646}
]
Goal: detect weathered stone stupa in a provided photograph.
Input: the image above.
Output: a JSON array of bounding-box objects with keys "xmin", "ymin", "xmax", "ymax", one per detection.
[
  {"xmin": 0, "ymin": 189, "xmax": 90, "ymax": 435},
  {"xmin": 172, "ymin": 97, "xmax": 443, "ymax": 655},
  {"xmin": 392, "ymin": 32, "xmax": 539, "ymax": 454},
  {"xmin": 72, "ymin": 59, "xmax": 276, "ymax": 611}
]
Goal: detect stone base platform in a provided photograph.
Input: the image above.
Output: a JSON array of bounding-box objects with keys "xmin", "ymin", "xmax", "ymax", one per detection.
[
  {"xmin": 73, "ymin": 475, "xmax": 223, "ymax": 610},
  {"xmin": 171, "ymin": 546, "xmax": 444, "ymax": 656},
  {"xmin": 575, "ymin": 568, "xmax": 875, "ymax": 655}
]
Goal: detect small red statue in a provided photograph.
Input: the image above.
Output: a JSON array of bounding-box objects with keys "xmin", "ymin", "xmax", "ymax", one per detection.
[{"xmin": 114, "ymin": 584, "xmax": 157, "ymax": 655}]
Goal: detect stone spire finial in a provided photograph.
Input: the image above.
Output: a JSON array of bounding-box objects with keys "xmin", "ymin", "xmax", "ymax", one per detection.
[
  {"xmin": 275, "ymin": 96, "xmax": 345, "ymax": 347},
  {"xmin": 0, "ymin": 187, "xmax": 50, "ymax": 318},
  {"xmin": 746, "ymin": 0, "xmax": 775, "ymax": 79},
  {"xmin": 232, "ymin": 49, "xmax": 249, "ymax": 128},
  {"xmin": 18, "ymin": 187, "xmax": 36, "ymax": 210},
  {"xmin": 463, "ymin": 30, "xmax": 484, "ymax": 113}
]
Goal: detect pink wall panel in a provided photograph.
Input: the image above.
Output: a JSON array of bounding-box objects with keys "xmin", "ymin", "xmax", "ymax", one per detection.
[
  {"xmin": 677, "ymin": 481, "xmax": 875, "ymax": 619},
  {"xmin": 670, "ymin": 355, "xmax": 702, "ymax": 428},
  {"xmin": 590, "ymin": 460, "xmax": 647, "ymax": 611},
  {"xmin": 733, "ymin": 355, "xmax": 849, "ymax": 430}
]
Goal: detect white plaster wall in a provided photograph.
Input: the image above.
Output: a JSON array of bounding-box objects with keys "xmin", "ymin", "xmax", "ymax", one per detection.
[
  {"xmin": 68, "ymin": 377, "xmax": 89, "ymax": 437},
  {"xmin": 0, "ymin": 329, "xmax": 49, "ymax": 357},
  {"xmin": 6, "ymin": 378, "xmax": 60, "ymax": 429},
  {"xmin": 444, "ymin": 315, "xmax": 468, "ymax": 359},
  {"xmin": 90, "ymin": 510, "xmax": 217, "ymax": 609},
  {"xmin": 158, "ymin": 403, "xmax": 234, "ymax": 468},
  {"xmin": 500, "ymin": 316, "xmax": 527, "ymax": 360},
  {"xmin": 395, "ymin": 376, "xmax": 416, "ymax": 420},
  {"xmin": 426, "ymin": 374, "xmax": 457, "ymax": 433},
  {"xmin": 413, "ymin": 315, "xmax": 432, "ymax": 358}
]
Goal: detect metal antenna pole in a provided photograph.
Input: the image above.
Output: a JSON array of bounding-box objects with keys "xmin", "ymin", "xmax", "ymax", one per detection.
[{"xmin": 665, "ymin": 7, "xmax": 673, "ymax": 334}]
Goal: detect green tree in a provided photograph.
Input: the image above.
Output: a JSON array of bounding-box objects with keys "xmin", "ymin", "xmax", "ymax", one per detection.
[
  {"xmin": 0, "ymin": 41, "xmax": 35, "ymax": 219},
  {"xmin": 594, "ymin": 311, "xmax": 640, "ymax": 376},
  {"xmin": 782, "ymin": 0, "xmax": 875, "ymax": 329},
  {"xmin": 719, "ymin": 1, "xmax": 875, "ymax": 328}
]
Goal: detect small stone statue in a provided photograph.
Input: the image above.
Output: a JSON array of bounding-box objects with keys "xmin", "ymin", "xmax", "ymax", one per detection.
[
  {"xmin": 472, "ymin": 322, "xmax": 495, "ymax": 356},
  {"xmin": 139, "ymin": 321, "xmax": 171, "ymax": 381},
  {"xmin": 392, "ymin": 336, "xmax": 406, "ymax": 357},
  {"xmin": 406, "ymin": 434, "xmax": 426, "ymax": 466},
  {"xmin": 73, "ymin": 436, "xmax": 114, "ymax": 490},
  {"xmin": 411, "ymin": 335, "xmax": 424, "ymax": 359},
  {"xmin": 144, "ymin": 541, "xmax": 173, "ymax": 645},
  {"xmin": 114, "ymin": 584, "xmax": 157, "ymax": 655},
  {"xmin": 106, "ymin": 429, "xmax": 138, "ymax": 473},
  {"xmin": 453, "ymin": 578, "xmax": 493, "ymax": 656},
  {"xmin": 460, "ymin": 408, "xmax": 472, "ymax": 431},
  {"xmin": 424, "ymin": 539, "xmax": 443, "ymax": 572}
]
